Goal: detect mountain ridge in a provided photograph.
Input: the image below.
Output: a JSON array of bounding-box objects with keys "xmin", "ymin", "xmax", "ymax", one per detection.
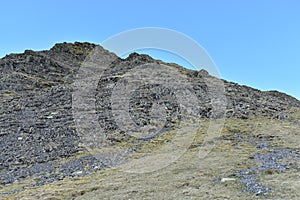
[
  {"xmin": 1, "ymin": 41, "xmax": 298, "ymax": 103},
  {"xmin": 1, "ymin": 42, "xmax": 300, "ymax": 199},
  {"xmin": 3, "ymin": 42, "xmax": 298, "ymax": 98}
]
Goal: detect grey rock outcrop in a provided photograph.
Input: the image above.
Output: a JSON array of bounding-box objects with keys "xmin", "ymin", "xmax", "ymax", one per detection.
[{"xmin": 0, "ymin": 42, "xmax": 299, "ymax": 186}]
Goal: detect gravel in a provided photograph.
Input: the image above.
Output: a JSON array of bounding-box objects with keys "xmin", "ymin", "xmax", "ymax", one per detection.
[
  {"xmin": 236, "ymin": 147, "xmax": 299, "ymax": 196},
  {"xmin": 1, "ymin": 154, "xmax": 105, "ymax": 196}
]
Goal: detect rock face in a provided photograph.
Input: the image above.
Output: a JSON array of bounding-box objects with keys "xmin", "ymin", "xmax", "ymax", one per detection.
[
  {"xmin": 224, "ymin": 82, "xmax": 300, "ymax": 119},
  {"xmin": 0, "ymin": 42, "xmax": 299, "ymax": 187},
  {"xmin": 0, "ymin": 43, "xmax": 101, "ymax": 185}
]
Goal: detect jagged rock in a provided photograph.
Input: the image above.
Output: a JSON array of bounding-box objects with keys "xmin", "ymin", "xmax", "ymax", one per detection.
[{"xmin": 0, "ymin": 42, "xmax": 299, "ymax": 187}]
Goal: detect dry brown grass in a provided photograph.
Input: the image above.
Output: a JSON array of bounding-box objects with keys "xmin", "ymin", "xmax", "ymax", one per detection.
[{"xmin": 2, "ymin": 110, "xmax": 300, "ymax": 199}]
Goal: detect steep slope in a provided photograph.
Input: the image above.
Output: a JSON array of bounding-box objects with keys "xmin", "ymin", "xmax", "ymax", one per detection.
[
  {"xmin": 0, "ymin": 42, "xmax": 117, "ymax": 186},
  {"xmin": 0, "ymin": 42, "xmax": 299, "ymax": 199}
]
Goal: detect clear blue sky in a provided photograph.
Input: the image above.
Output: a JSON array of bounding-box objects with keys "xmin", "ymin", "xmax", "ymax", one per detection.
[{"xmin": 1, "ymin": 0, "xmax": 299, "ymax": 99}]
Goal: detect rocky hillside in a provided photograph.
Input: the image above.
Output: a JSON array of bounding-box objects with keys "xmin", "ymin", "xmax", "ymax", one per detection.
[{"xmin": 0, "ymin": 42, "xmax": 299, "ymax": 199}]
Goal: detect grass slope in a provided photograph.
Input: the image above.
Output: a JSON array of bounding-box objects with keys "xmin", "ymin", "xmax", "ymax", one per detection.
[{"xmin": 2, "ymin": 108, "xmax": 300, "ymax": 200}]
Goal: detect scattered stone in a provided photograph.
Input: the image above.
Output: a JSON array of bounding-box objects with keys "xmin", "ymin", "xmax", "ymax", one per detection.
[
  {"xmin": 75, "ymin": 171, "xmax": 83, "ymax": 175},
  {"xmin": 221, "ymin": 177, "xmax": 236, "ymax": 182},
  {"xmin": 235, "ymin": 147, "xmax": 299, "ymax": 196}
]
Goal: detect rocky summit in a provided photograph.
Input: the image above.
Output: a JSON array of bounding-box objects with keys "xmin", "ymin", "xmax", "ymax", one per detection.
[{"xmin": 1, "ymin": 42, "xmax": 300, "ymax": 199}]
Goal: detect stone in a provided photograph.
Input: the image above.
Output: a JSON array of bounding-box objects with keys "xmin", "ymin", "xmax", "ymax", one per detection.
[{"xmin": 221, "ymin": 177, "xmax": 236, "ymax": 182}]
